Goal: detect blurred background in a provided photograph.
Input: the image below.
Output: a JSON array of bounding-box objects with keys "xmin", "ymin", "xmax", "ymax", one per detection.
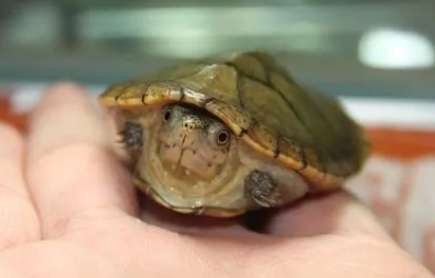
[
  {"xmin": 0, "ymin": 0, "xmax": 433, "ymax": 95},
  {"xmin": 0, "ymin": 0, "xmax": 435, "ymax": 273}
]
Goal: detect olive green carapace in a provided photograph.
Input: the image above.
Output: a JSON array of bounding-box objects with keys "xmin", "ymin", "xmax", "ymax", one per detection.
[{"xmin": 101, "ymin": 52, "xmax": 369, "ymax": 215}]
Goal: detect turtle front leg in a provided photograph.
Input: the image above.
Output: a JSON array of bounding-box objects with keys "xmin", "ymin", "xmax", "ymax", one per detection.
[
  {"xmin": 244, "ymin": 170, "xmax": 284, "ymax": 208},
  {"xmin": 120, "ymin": 121, "xmax": 143, "ymax": 149}
]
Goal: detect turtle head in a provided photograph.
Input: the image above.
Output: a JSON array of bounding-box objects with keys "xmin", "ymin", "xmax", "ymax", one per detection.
[{"xmin": 157, "ymin": 104, "xmax": 232, "ymax": 181}]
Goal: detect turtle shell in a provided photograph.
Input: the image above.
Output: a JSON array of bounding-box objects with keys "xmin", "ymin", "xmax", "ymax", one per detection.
[{"xmin": 100, "ymin": 52, "xmax": 368, "ymax": 191}]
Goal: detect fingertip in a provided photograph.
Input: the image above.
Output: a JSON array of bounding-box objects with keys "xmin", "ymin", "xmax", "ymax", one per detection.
[
  {"xmin": 43, "ymin": 82, "xmax": 88, "ymax": 100},
  {"xmin": 28, "ymin": 82, "xmax": 107, "ymax": 164},
  {"xmin": 26, "ymin": 82, "xmax": 139, "ymax": 238},
  {"xmin": 33, "ymin": 82, "xmax": 91, "ymax": 118}
]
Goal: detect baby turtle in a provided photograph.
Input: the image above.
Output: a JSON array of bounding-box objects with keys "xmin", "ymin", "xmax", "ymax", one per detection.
[{"xmin": 100, "ymin": 52, "xmax": 368, "ymax": 217}]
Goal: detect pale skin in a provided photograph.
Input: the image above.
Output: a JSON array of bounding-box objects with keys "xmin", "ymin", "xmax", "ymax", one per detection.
[{"xmin": 0, "ymin": 83, "xmax": 432, "ymax": 277}]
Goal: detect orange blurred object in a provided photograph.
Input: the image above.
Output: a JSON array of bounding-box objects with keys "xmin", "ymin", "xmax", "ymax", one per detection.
[
  {"xmin": 366, "ymin": 128, "xmax": 435, "ymax": 160},
  {"xmin": 0, "ymin": 96, "xmax": 28, "ymax": 132},
  {"xmin": 1, "ymin": 95, "xmax": 435, "ymax": 159}
]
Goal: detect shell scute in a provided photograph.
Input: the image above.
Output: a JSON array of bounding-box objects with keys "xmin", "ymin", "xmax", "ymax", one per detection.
[
  {"xmin": 238, "ymin": 76, "xmax": 312, "ymax": 146},
  {"xmin": 177, "ymin": 64, "xmax": 240, "ymax": 107},
  {"xmin": 226, "ymin": 53, "xmax": 268, "ymax": 83},
  {"xmin": 246, "ymin": 121, "xmax": 279, "ymax": 155},
  {"xmin": 277, "ymin": 137, "xmax": 305, "ymax": 168},
  {"xmin": 204, "ymin": 98, "xmax": 252, "ymax": 136}
]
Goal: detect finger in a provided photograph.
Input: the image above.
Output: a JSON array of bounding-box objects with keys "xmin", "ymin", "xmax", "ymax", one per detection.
[
  {"xmin": 26, "ymin": 83, "xmax": 137, "ymax": 238},
  {"xmin": 266, "ymin": 191, "xmax": 390, "ymax": 238},
  {"xmin": 0, "ymin": 123, "xmax": 39, "ymax": 249},
  {"xmin": 61, "ymin": 207, "xmax": 272, "ymax": 278},
  {"xmin": 139, "ymin": 195, "xmax": 252, "ymax": 236}
]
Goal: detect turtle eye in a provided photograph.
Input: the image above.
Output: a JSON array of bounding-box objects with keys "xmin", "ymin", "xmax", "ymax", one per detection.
[
  {"xmin": 208, "ymin": 122, "xmax": 231, "ymax": 147},
  {"xmin": 215, "ymin": 129, "xmax": 230, "ymax": 146},
  {"xmin": 163, "ymin": 107, "xmax": 172, "ymax": 122}
]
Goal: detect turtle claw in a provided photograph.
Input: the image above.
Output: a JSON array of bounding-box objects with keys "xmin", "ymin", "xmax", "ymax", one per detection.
[
  {"xmin": 244, "ymin": 170, "xmax": 283, "ymax": 208},
  {"xmin": 119, "ymin": 121, "xmax": 143, "ymax": 149}
]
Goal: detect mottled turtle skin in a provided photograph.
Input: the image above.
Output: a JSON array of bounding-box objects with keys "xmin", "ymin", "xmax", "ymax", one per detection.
[{"xmin": 100, "ymin": 52, "xmax": 368, "ymax": 217}]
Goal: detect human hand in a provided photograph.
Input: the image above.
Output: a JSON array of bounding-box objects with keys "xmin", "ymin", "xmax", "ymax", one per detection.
[{"xmin": 0, "ymin": 84, "xmax": 432, "ymax": 277}]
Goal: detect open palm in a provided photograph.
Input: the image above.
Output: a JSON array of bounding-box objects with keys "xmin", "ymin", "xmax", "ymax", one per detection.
[{"xmin": 0, "ymin": 84, "xmax": 431, "ymax": 277}]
